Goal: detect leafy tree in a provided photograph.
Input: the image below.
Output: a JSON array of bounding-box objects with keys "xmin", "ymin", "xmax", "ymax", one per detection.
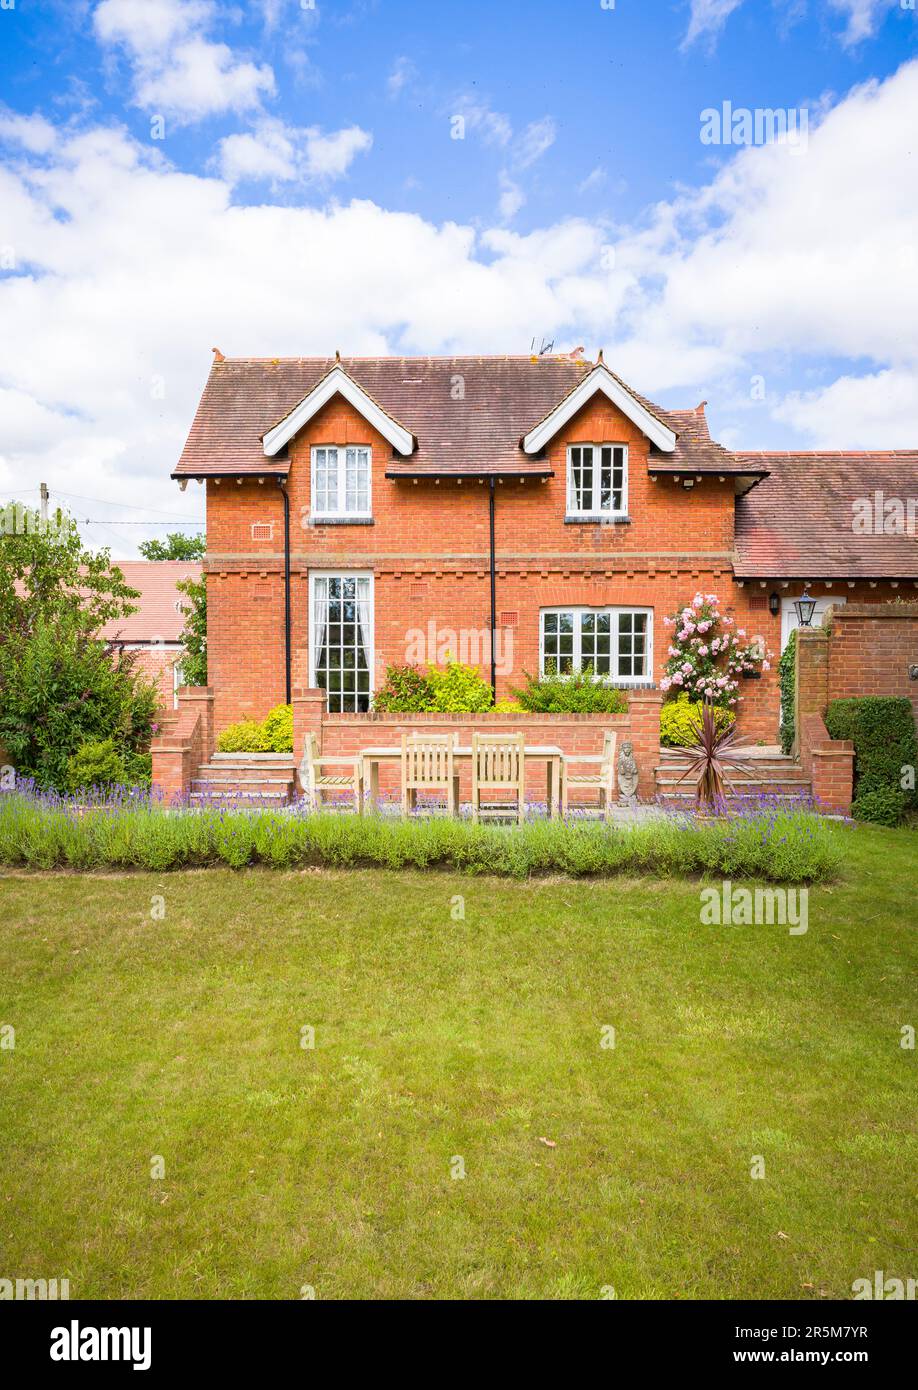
[
  {"xmin": 0, "ymin": 507, "xmax": 158, "ymax": 788},
  {"xmin": 176, "ymin": 573, "xmax": 207, "ymax": 686},
  {"xmin": 138, "ymin": 532, "xmax": 206, "ymax": 561}
]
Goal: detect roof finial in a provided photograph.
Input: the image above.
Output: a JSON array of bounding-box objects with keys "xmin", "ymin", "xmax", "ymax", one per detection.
[
  {"xmin": 335, "ymin": 348, "xmax": 341, "ymax": 363},
  {"xmin": 569, "ymin": 345, "xmax": 584, "ymax": 360},
  {"xmin": 597, "ymin": 348, "xmax": 604, "ymax": 365},
  {"xmin": 212, "ymin": 347, "xmax": 225, "ymax": 363},
  {"xmin": 696, "ymin": 400, "xmax": 708, "ymax": 415}
]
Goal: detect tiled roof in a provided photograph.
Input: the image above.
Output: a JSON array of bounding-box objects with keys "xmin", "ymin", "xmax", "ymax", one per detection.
[
  {"xmin": 99, "ymin": 561, "xmax": 202, "ymax": 643},
  {"xmin": 173, "ymin": 355, "xmax": 753, "ymax": 478},
  {"xmin": 734, "ymin": 453, "xmax": 918, "ymax": 578}
]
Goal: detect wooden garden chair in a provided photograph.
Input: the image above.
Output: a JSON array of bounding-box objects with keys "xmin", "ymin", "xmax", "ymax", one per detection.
[
  {"xmin": 470, "ymin": 731, "xmax": 525, "ymax": 824},
  {"xmin": 298, "ymin": 732, "xmax": 363, "ymax": 813},
  {"xmin": 560, "ymin": 731, "xmax": 618, "ymax": 819},
  {"xmin": 400, "ymin": 734, "xmax": 460, "ymax": 817}
]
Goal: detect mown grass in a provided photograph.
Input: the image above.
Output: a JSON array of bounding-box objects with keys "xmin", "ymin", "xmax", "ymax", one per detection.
[
  {"xmin": 0, "ymin": 821, "xmax": 914, "ymax": 1299},
  {"xmin": 0, "ymin": 790, "xmax": 842, "ymax": 882}
]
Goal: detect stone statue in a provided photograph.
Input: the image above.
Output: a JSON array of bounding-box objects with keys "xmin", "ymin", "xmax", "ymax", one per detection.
[{"xmin": 617, "ymin": 741, "xmax": 639, "ymax": 803}]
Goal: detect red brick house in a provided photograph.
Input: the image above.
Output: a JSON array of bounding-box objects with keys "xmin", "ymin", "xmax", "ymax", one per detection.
[
  {"xmin": 172, "ymin": 351, "xmax": 918, "ymax": 741},
  {"xmin": 101, "ymin": 561, "xmax": 201, "ymax": 710}
]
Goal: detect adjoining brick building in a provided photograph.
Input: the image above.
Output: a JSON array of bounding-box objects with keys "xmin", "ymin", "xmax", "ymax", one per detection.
[
  {"xmin": 100, "ymin": 561, "xmax": 201, "ymax": 710},
  {"xmin": 172, "ymin": 351, "xmax": 918, "ymax": 741}
]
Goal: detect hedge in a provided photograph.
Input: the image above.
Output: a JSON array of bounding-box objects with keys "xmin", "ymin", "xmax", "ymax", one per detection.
[
  {"xmin": 778, "ymin": 628, "xmax": 797, "ymax": 756},
  {"xmin": 825, "ymin": 696, "xmax": 917, "ymax": 825}
]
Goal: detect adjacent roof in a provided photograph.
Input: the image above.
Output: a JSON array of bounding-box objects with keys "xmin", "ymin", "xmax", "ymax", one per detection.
[
  {"xmin": 734, "ymin": 453, "xmax": 918, "ymax": 578},
  {"xmin": 173, "ymin": 355, "xmax": 758, "ymax": 479},
  {"xmin": 99, "ymin": 561, "xmax": 202, "ymax": 643}
]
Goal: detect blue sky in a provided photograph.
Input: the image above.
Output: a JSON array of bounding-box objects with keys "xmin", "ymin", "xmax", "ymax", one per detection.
[{"xmin": 0, "ymin": 0, "xmax": 916, "ymax": 552}]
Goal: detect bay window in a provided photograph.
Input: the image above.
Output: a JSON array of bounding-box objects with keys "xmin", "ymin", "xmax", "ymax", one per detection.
[{"xmin": 540, "ymin": 607, "xmax": 651, "ymax": 683}]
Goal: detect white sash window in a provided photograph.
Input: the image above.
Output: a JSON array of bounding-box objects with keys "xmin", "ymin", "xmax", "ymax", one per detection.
[
  {"xmin": 566, "ymin": 444, "xmax": 627, "ymax": 516},
  {"xmin": 309, "ymin": 573, "xmax": 374, "ymax": 712},
  {"xmin": 311, "ymin": 446, "xmax": 371, "ymax": 519},
  {"xmin": 540, "ymin": 607, "xmax": 651, "ymax": 683}
]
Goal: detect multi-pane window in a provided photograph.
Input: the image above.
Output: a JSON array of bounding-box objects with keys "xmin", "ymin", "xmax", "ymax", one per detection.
[
  {"xmin": 310, "ymin": 574, "xmax": 373, "ymax": 712},
  {"xmin": 540, "ymin": 608, "xmax": 651, "ymax": 683},
  {"xmin": 311, "ymin": 446, "xmax": 371, "ymax": 518},
  {"xmin": 567, "ymin": 444, "xmax": 627, "ymax": 515}
]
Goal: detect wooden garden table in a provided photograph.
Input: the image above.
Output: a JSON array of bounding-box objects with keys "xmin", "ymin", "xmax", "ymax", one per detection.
[{"xmin": 359, "ymin": 744, "xmax": 564, "ymax": 819}]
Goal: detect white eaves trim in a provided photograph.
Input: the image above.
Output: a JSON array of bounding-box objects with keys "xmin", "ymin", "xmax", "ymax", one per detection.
[
  {"xmin": 262, "ymin": 365, "xmax": 414, "ymax": 458},
  {"xmin": 522, "ymin": 365, "xmax": 677, "ymax": 455}
]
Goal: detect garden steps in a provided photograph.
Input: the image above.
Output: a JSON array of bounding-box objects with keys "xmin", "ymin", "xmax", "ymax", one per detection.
[
  {"xmin": 190, "ymin": 753, "xmax": 297, "ymax": 806},
  {"xmin": 654, "ymin": 746, "xmax": 812, "ymax": 806}
]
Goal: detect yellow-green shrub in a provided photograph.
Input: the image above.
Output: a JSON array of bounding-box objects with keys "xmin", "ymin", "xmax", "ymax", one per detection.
[
  {"xmin": 217, "ymin": 720, "xmax": 269, "ymax": 753},
  {"xmin": 660, "ymin": 694, "xmax": 735, "ymax": 747}
]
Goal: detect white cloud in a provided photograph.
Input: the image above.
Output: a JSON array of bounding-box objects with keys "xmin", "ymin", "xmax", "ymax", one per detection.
[
  {"xmin": 387, "ymin": 56, "xmax": 416, "ymax": 98},
  {"xmin": 216, "ymin": 120, "xmax": 371, "ymax": 186},
  {"xmin": 684, "ymin": 0, "xmax": 898, "ymax": 49},
  {"xmin": 513, "ymin": 117, "xmax": 557, "ymax": 170},
  {"xmin": 94, "ymin": 0, "xmax": 275, "ymax": 122},
  {"xmin": 682, "ymin": 0, "xmax": 745, "ymax": 49},
  {"xmin": 217, "ymin": 122, "xmax": 297, "ymax": 185},
  {"xmin": 830, "ymin": 0, "xmax": 899, "ymax": 46},
  {"xmin": 303, "ymin": 125, "xmax": 373, "ymax": 179},
  {"xmin": 578, "ymin": 166, "xmax": 607, "ymax": 195},
  {"xmin": 1, "ymin": 59, "xmax": 917, "ymax": 555},
  {"xmin": 773, "ymin": 368, "xmax": 918, "ymax": 447},
  {"xmin": 0, "ymin": 112, "xmax": 58, "ymax": 155},
  {"xmin": 497, "ymin": 173, "xmax": 525, "ymax": 223}
]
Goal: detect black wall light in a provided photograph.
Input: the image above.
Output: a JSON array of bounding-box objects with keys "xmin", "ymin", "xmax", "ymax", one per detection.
[
  {"xmin": 793, "ymin": 588, "xmax": 818, "ymax": 627},
  {"xmin": 769, "ymin": 591, "xmax": 780, "ymax": 617}
]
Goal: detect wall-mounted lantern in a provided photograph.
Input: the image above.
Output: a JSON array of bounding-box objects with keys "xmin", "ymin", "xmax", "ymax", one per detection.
[
  {"xmin": 769, "ymin": 591, "xmax": 780, "ymax": 617},
  {"xmin": 793, "ymin": 588, "xmax": 817, "ymax": 628}
]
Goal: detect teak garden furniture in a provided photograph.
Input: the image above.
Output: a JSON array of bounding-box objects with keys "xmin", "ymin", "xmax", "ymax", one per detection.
[
  {"xmin": 560, "ymin": 730, "xmax": 618, "ymax": 818},
  {"xmin": 360, "ymin": 742, "xmax": 564, "ymax": 819},
  {"xmin": 470, "ymin": 732, "xmax": 526, "ymax": 824},
  {"xmin": 400, "ymin": 734, "xmax": 460, "ymax": 816},
  {"xmin": 299, "ymin": 732, "xmax": 364, "ymax": 813}
]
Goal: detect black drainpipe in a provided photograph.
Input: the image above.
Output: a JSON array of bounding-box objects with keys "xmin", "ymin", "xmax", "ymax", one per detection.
[
  {"xmin": 278, "ymin": 478, "xmax": 292, "ymax": 704},
  {"xmin": 489, "ymin": 476, "xmax": 497, "ymax": 702}
]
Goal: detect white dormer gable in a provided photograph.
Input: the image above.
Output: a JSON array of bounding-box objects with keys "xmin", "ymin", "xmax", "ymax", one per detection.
[
  {"xmin": 521, "ymin": 364, "xmax": 677, "ymax": 456},
  {"xmin": 262, "ymin": 364, "xmax": 415, "ymax": 458}
]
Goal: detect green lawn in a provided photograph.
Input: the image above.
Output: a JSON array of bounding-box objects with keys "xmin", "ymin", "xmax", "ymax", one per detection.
[{"xmin": 0, "ymin": 822, "xmax": 915, "ymax": 1300}]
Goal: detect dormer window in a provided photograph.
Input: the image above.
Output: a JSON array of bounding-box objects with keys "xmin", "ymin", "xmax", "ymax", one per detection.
[
  {"xmin": 566, "ymin": 444, "xmax": 627, "ymax": 518},
  {"xmin": 311, "ymin": 446, "xmax": 371, "ymax": 519}
]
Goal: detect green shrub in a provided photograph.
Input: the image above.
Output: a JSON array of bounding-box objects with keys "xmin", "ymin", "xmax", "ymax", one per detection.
[
  {"xmin": 373, "ymin": 664, "xmax": 434, "ymax": 712},
  {"xmin": 850, "ymin": 787, "xmax": 906, "ymax": 828},
  {"xmin": 217, "ymin": 720, "xmax": 268, "ymax": 753},
  {"xmin": 512, "ymin": 667, "xmax": 628, "ymax": 714},
  {"xmin": 261, "ymin": 704, "xmax": 293, "ymax": 752},
  {"xmin": 778, "ymin": 628, "xmax": 797, "ymax": 755},
  {"xmin": 493, "ymin": 698, "xmax": 523, "ymax": 712},
  {"xmin": 825, "ymin": 696, "xmax": 918, "ymax": 825},
  {"xmin": 66, "ymin": 738, "xmax": 126, "ymax": 792},
  {"xmin": 373, "ymin": 660, "xmax": 494, "ymax": 712},
  {"xmin": 425, "ymin": 659, "xmax": 493, "ymax": 712},
  {"xmin": 660, "ymin": 693, "xmax": 735, "ymax": 747}
]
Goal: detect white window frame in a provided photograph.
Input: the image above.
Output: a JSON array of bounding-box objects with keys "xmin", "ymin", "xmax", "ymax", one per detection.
[
  {"xmin": 308, "ymin": 571, "xmax": 375, "ymax": 713},
  {"xmin": 565, "ymin": 443, "xmax": 628, "ymax": 518},
  {"xmin": 539, "ymin": 606, "xmax": 652, "ymax": 685},
  {"xmin": 310, "ymin": 445, "xmax": 372, "ymax": 520}
]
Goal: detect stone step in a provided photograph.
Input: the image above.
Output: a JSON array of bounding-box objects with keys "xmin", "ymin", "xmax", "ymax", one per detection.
[
  {"xmin": 189, "ymin": 789, "xmax": 290, "ymax": 806},
  {"xmin": 191, "ymin": 783, "xmax": 292, "ymax": 795},
  {"xmin": 656, "ymin": 789, "xmax": 813, "ymax": 806}
]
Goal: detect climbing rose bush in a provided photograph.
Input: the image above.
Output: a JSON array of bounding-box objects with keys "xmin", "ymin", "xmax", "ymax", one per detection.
[{"xmin": 659, "ymin": 592, "xmax": 771, "ymax": 709}]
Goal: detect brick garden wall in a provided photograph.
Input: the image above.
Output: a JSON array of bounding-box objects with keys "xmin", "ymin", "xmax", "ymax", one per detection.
[{"xmin": 826, "ymin": 602, "xmax": 918, "ymax": 721}]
